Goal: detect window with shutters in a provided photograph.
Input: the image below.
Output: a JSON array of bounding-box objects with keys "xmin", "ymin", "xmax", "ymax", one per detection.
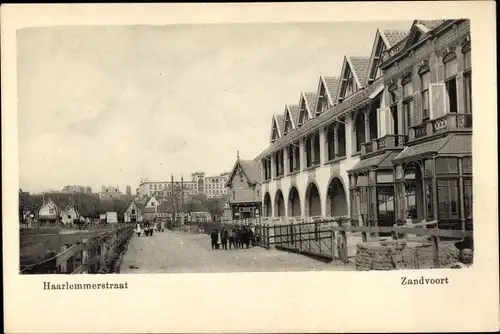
[
  {"xmin": 388, "ymin": 84, "xmax": 399, "ymax": 135},
  {"xmin": 443, "ymin": 52, "xmax": 458, "ymax": 114},
  {"xmin": 437, "ymin": 179, "xmax": 460, "ymax": 220}
]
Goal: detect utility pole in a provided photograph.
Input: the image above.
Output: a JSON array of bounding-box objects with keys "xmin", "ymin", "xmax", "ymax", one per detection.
[
  {"xmin": 171, "ymin": 174, "xmax": 175, "ymax": 227},
  {"xmin": 180, "ymin": 175, "xmax": 185, "ymax": 226}
]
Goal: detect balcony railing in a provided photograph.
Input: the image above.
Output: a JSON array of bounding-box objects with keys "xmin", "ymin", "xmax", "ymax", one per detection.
[
  {"xmin": 409, "ymin": 113, "xmax": 473, "ymax": 142},
  {"xmin": 361, "ymin": 134, "xmax": 407, "ymax": 156}
]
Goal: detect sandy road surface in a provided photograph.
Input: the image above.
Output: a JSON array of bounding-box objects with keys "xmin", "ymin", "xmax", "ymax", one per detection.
[{"xmin": 120, "ymin": 230, "xmax": 354, "ymax": 273}]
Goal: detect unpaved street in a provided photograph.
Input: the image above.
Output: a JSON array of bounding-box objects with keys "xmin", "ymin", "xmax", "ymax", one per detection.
[{"xmin": 120, "ymin": 230, "xmax": 354, "ymax": 273}]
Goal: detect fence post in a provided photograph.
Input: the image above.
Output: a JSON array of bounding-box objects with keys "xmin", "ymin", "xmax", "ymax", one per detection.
[
  {"xmin": 59, "ymin": 245, "xmax": 68, "ymax": 273},
  {"xmin": 432, "ymin": 235, "xmax": 440, "ymax": 269},
  {"xmin": 298, "ymin": 223, "xmax": 302, "ymax": 252},
  {"xmin": 340, "ymin": 230, "xmax": 348, "ymax": 264}
]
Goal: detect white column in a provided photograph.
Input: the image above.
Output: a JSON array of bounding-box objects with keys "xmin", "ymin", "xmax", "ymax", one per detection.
[
  {"xmin": 283, "ymin": 146, "xmax": 289, "ymax": 175},
  {"xmin": 299, "ymin": 139, "xmax": 305, "ymax": 171},
  {"xmin": 319, "ymin": 128, "xmax": 326, "ymax": 165},
  {"xmin": 345, "ymin": 112, "xmax": 354, "ymax": 157}
]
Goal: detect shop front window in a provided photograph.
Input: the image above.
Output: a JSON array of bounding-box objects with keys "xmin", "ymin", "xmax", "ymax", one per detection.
[
  {"xmin": 377, "ymin": 186, "xmax": 395, "ymax": 224},
  {"xmin": 464, "ymin": 177, "xmax": 473, "ymax": 219},
  {"xmin": 425, "ymin": 179, "xmax": 433, "ymax": 220},
  {"xmin": 437, "ymin": 179, "xmax": 460, "ymax": 220}
]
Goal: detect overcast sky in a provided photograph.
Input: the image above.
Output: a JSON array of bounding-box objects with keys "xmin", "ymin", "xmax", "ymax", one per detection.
[{"xmin": 17, "ymin": 21, "xmax": 412, "ymax": 193}]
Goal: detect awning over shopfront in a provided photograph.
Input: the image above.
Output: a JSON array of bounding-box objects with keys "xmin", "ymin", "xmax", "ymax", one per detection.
[
  {"xmin": 392, "ymin": 133, "xmax": 472, "ymax": 164},
  {"xmin": 348, "ymin": 151, "xmax": 400, "ymax": 174}
]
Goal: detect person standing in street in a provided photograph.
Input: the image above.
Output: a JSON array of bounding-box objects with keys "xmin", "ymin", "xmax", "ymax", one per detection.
[
  {"xmin": 229, "ymin": 228, "xmax": 236, "ymax": 250},
  {"xmin": 134, "ymin": 223, "xmax": 142, "ymax": 237},
  {"xmin": 210, "ymin": 229, "xmax": 218, "ymax": 250},
  {"xmin": 221, "ymin": 226, "xmax": 229, "ymax": 250}
]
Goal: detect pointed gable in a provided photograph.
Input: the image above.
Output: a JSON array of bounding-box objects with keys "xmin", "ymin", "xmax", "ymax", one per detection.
[
  {"xmin": 337, "ymin": 56, "xmax": 370, "ymax": 102},
  {"xmin": 380, "ymin": 29, "xmax": 410, "ymax": 48},
  {"xmin": 298, "ymin": 92, "xmax": 316, "ymax": 125},
  {"xmin": 297, "ymin": 93, "xmax": 310, "ymax": 125},
  {"xmin": 316, "ymin": 76, "xmax": 340, "ymax": 114},
  {"xmin": 404, "ymin": 20, "xmax": 445, "ymax": 50},
  {"xmin": 270, "ymin": 115, "xmax": 282, "ymax": 142},
  {"xmin": 283, "ymin": 104, "xmax": 298, "ymax": 134},
  {"xmin": 227, "ymin": 158, "xmax": 262, "ymax": 188},
  {"xmin": 348, "ymin": 56, "xmax": 370, "ymax": 88}
]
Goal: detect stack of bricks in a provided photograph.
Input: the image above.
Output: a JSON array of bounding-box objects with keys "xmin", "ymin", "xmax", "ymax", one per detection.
[{"xmin": 355, "ymin": 240, "xmax": 408, "ymax": 271}]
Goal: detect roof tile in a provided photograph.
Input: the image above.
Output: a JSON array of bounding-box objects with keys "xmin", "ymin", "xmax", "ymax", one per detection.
[
  {"xmin": 239, "ymin": 160, "xmax": 262, "ymax": 185},
  {"xmin": 304, "ymin": 92, "xmax": 318, "ymax": 115},
  {"xmin": 380, "ymin": 29, "xmax": 410, "ymax": 48},
  {"xmin": 287, "ymin": 104, "xmax": 300, "ymax": 126},
  {"xmin": 347, "ymin": 56, "xmax": 370, "ymax": 88},
  {"xmin": 323, "ymin": 76, "xmax": 340, "ymax": 104},
  {"xmin": 275, "ymin": 114, "xmax": 285, "ymax": 135}
]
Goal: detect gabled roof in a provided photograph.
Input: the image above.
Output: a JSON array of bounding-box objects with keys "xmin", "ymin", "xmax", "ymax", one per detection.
[
  {"xmin": 304, "ymin": 92, "xmax": 318, "ymax": 116},
  {"xmin": 256, "ymin": 76, "xmax": 385, "ymax": 160},
  {"xmin": 227, "ymin": 157, "xmax": 262, "ymax": 187},
  {"xmin": 404, "ymin": 20, "xmax": 446, "ymax": 49},
  {"xmin": 275, "ymin": 114, "xmax": 285, "ymax": 135},
  {"xmin": 270, "ymin": 114, "xmax": 283, "ymax": 141},
  {"xmin": 142, "ymin": 207, "xmax": 156, "ymax": 214},
  {"xmin": 285, "ymin": 104, "xmax": 300, "ymax": 128},
  {"xmin": 347, "ymin": 56, "xmax": 370, "ymax": 88},
  {"xmin": 380, "ymin": 29, "xmax": 410, "ymax": 48},
  {"xmin": 322, "ymin": 76, "xmax": 340, "ymax": 105}
]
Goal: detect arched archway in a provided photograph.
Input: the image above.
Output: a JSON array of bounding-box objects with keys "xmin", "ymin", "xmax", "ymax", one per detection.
[
  {"xmin": 263, "ymin": 192, "xmax": 272, "ymax": 217},
  {"xmin": 274, "ymin": 190, "xmax": 285, "ymax": 217},
  {"xmin": 305, "ymin": 182, "xmax": 322, "ymax": 217},
  {"xmin": 326, "ymin": 177, "xmax": 348, "ymax": 217},
  {"xmin": 288, "ymin": 187, "xmax": 301, "ymax": 217}
]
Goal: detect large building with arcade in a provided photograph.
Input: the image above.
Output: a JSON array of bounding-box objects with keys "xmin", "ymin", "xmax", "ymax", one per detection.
[{"xmin": 255, "ymin": 19, "xmax": 472, "ymax": 231}]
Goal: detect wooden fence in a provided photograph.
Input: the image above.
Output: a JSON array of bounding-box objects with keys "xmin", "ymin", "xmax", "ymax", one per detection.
[
  {"xmin": 253, "ymin": 218, "xmax": 473, "ymax": 269},
  {"xmin": 20, "ymin": 224, "xmax": 135, "ymax": 274}
]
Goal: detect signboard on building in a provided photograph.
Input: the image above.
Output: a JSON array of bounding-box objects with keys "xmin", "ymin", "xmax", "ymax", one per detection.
[{"xmin": 106, "ymin": 212, "xmax": 118, "ymax": 223}]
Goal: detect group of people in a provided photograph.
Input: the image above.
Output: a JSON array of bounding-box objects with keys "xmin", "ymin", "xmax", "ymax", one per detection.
[
  {"xmin": 210, "ymin": 224, "xmax": 257, "ymax": 250},
  {"xmin": 134, "ymin": 220, "xmax": 166, "ymax": 237}
]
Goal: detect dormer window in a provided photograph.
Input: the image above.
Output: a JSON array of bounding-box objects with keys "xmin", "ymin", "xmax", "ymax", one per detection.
[
  {"xmin": 270, "ymin": 116, "xmax": 280, "ymax": 142},
  {"xmin": 283, "ymin": 107, "xmax": 293, "ymax": 134},
  {"xmin": 298, "ymin": 97, "xmax": 309, "ymax": 125},
  {"xmin": 317, "ymin": 83, "xmax": 330, "ymax": 114},
  {"xmin": 369, "ymin": 38, "xmax": 386, "ymax": 81},
  {"xmin": 339, "ymin": 65, "xmax": 357, "ymax": 100}
]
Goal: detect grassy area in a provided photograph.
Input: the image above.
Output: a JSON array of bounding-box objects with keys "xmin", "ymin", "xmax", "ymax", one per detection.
[{"xmin": 20, "ymin": 226, "xmax": 114, "ymax": 265}]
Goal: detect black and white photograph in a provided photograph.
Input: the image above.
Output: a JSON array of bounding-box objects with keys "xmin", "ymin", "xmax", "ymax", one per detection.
[
  {"xmin": 2, "ymin": 2, "xmax": 498, "ymax": 333},
  {"xmin": 17, "ymin": 18, "xmax": 475, "ymax": 275}
]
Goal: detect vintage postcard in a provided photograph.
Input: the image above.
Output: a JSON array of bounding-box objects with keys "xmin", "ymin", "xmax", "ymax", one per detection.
[{"xmin": 2, "ymin": 2, "xmax": 498, "ymax": 333}]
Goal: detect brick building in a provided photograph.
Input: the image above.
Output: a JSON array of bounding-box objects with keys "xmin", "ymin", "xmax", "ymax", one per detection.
[{"xmin": 255, "ymin": 20, "xmax": 472, "ymax": 231}]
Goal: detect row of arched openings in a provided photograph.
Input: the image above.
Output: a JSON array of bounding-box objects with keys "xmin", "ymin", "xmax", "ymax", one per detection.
[{"xmin": 262, "ymin": 178, "xmax": 348, "ymax": 218}]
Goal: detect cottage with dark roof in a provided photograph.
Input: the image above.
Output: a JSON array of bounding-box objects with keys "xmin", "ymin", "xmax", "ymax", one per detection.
[
  {"xmin": 253, "ymin": 19, "xmax": 472, "ymax": 231},
  {"xmin": 225, "ymin": 151, "xmax": 262, "ymax": 220}
]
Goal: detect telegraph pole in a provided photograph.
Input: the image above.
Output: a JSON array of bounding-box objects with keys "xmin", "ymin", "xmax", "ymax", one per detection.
[
  {"xmin": 171, "ymin": 174, "xmax": 175, "ymax": 227},
  {"xmin": 180, "ymin": 175, "xmax": 185, "ymax": 226}
]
